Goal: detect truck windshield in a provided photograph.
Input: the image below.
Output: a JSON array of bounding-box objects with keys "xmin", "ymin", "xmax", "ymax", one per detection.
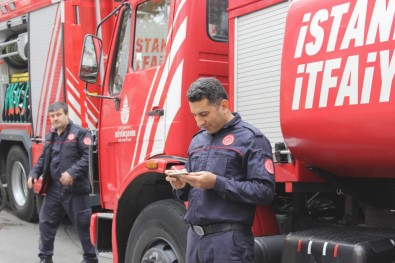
[
  {"xmin": 207, "ymin": 0, "xmax": 228, "ymax": 41},
  {"xmin": 133, "ymin": 0, "xmax": 170, "ymax": 71}
]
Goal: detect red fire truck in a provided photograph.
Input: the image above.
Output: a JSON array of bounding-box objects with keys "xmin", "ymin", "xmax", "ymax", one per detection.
[
  {"xmin": 1, "ymin": 0, "xmax": 234, "ymax": 262},
  {"xmin": 0, "ymin": 0, "xmax": 115, "ymax": 222},
  {"xmin": 227, "ymin": 0, "xmax": 395, "ymax": 262},
  {"xmin": 79, "ymin": 0, "xmax": 233, "ymax": 262}
]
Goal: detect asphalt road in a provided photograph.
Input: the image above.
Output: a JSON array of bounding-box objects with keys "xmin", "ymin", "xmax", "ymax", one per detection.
[{"xmin": 0, "ymin": 209, "xmax": 112, "ymax": 263}]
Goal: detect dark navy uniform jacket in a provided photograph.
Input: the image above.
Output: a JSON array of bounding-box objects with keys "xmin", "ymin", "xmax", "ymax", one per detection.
[
  {"xmin": 174, "ymin": 113, "xmax": 275, "ymax": 226},
  {"xmin": 29, "ymin": 121, "xmax": 92, "ymax": 194}
]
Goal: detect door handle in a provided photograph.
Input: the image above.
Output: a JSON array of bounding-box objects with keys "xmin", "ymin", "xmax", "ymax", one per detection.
[{"xmin": 147, "ymin": 109, "xmax": 164, "ymax": 116}]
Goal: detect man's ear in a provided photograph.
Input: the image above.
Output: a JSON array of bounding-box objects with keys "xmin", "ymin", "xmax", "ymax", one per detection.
[{"xmin": 220, "ymin": 99, "xmax": 230, "ymax": 113}]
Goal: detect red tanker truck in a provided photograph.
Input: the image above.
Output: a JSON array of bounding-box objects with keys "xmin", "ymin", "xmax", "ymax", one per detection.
[{"xmin": 228, "ymin": 0, "xmax": 395, "ymax": 262}]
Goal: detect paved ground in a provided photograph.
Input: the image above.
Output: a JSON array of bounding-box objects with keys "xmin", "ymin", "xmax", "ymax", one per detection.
[{"xmin": 0, "ymin": 209, "xmax": 112, "ymax": 263}]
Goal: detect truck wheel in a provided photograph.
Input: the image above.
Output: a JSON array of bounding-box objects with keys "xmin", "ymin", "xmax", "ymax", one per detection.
[
  {"xmin": 6, "ymin": 146, "xmax": 38, "ymax": 222},
  {"xmin": 0, "ymin": 183, "xmax": 6, "ymax": 211},
  {"xmin": 125, "ymin": 199, "xmax": 188, "ymax": 263}
]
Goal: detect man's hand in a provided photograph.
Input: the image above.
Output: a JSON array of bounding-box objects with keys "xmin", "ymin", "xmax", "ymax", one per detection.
[
  {"xmin": 182, "ymin": 171, "xmax": 217, "ymax": 189},
  {"xmin": 27, "ymin": 176, "xmax": 37, "ymax": 189},
  {"xmin": 59, "ymin": 172, "xmax": 73, "ymax": 186},
  {"xmin": 165, "ymin": 170, "xmax": 187, "ymax": 189}
]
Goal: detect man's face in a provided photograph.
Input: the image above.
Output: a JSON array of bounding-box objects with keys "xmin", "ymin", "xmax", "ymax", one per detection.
[
  {"xmin": 189, "ymin": 98, "xmax": 228, "ymax": 134},
  {"xmin": 49, "ymin": 108, "xmax": 69, "ymax": 131}
]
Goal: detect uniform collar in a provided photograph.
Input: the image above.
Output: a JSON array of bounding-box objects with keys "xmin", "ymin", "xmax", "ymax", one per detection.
[
  {"xmin": 210, "ymin": 113, "xmax": 240, "ymax": 136},
  {"xmin": 222, "ymin": 112, "xmax": 241, "ymax": 130}
]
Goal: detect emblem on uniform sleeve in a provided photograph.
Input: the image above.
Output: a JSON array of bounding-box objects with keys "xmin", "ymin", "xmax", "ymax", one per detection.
[
  {"xmin": 83, "ymin": 137, "xmax": 92, "ymax": 145},
  {"xmin": 222, "ymin": 134, "xmax": 235, "ymax": 146},
  {"xmin": 264, "ymin": 159, "xmax": 274, "ymax": 175},
  {"xmin": 68, "ymin": 134, "xmax": 75, "ymax": 140}
]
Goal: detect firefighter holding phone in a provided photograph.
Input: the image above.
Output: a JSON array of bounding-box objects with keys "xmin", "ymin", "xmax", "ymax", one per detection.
[{"xmin": 165, "ymin": 77, "xmax": 275, "ymax": 263}]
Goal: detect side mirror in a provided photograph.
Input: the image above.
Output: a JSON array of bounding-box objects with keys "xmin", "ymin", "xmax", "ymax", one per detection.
[{"xmin": 79, "ymin": 35, "xmax": 102, "ymax": 84}]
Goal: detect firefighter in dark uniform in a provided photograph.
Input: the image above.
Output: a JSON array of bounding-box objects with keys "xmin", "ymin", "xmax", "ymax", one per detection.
[
  {"xmin": 27, "ymin": 102, "xmax": 98, "ymax": 263},
  {"xmin": 165, "ymin": 77, "xmax": 275, "ymax": 263}
]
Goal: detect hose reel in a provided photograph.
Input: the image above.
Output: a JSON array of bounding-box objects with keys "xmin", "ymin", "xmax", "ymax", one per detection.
[{"xmin": 0, "ymin": 32, "xmax": 28, "ymax": 69}]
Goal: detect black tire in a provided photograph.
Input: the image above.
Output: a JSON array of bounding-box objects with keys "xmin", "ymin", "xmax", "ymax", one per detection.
[
  {"xmin": 0, "ymin": 183, "xmax": 6, "ymax": 211},
  {"xmin": 6, "ymin": 146, "xmax": 38, "ymax": 222},
  {"xmin": 125, "ymin": 199, "xmax": 188, "ymax": 263}
]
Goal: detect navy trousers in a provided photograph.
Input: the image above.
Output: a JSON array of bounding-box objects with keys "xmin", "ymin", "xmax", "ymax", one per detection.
[
  {"xmin": 186, "ymin": 227, "xmax": 254, "ymax": 263},
  {"xmin": 38, "ymin": 182, "xmax": 97, "ymax": 261}
]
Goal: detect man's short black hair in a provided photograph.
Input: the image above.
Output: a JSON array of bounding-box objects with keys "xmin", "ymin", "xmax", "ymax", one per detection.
[
  {"xmin": 48, "ymin": 102, "xmax": 68, "ymax": 114},
  {"xmin": 187, "ymin": 77, "xmax": 228, "ymax": 105}
]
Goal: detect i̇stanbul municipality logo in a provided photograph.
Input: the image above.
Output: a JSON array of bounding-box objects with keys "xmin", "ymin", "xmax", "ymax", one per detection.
[{"xmin": 120, "ymin": 97, "xmax": 130, "ymax": 124}]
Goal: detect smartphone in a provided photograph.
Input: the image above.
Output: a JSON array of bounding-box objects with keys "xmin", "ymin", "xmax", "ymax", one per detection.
[{"xmin": 168, "ymin": 171, "xmax": 189, "ymax": 178}]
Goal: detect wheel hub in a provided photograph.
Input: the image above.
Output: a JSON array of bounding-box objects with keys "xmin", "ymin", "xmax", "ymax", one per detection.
[
  {"xmin": 141, "ymin": 242, "xmax": 177, "ymax": 263},
  {"xmin": 11, "ymin": 161, "xmax": 28, "ymax": 207}
]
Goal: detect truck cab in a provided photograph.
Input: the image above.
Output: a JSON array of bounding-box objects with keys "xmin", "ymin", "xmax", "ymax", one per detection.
[{"xmin": 80, "ymin": 0, "xmax": 229, "ymax": 262}]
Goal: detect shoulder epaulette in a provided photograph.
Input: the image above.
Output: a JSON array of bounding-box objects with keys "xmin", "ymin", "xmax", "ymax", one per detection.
[
  {"xmin": 241, "ymin": 122, "xmax": 263, "ymax": 137},
  {"xmin": 191, "ymin": 128, "xmax": 205, "ymax": 138}
]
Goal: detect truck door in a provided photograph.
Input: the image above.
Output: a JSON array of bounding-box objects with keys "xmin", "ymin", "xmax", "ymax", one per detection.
[{"xmin": 99, "ymin": 1, "xmax": 170, "ymax": 207}]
